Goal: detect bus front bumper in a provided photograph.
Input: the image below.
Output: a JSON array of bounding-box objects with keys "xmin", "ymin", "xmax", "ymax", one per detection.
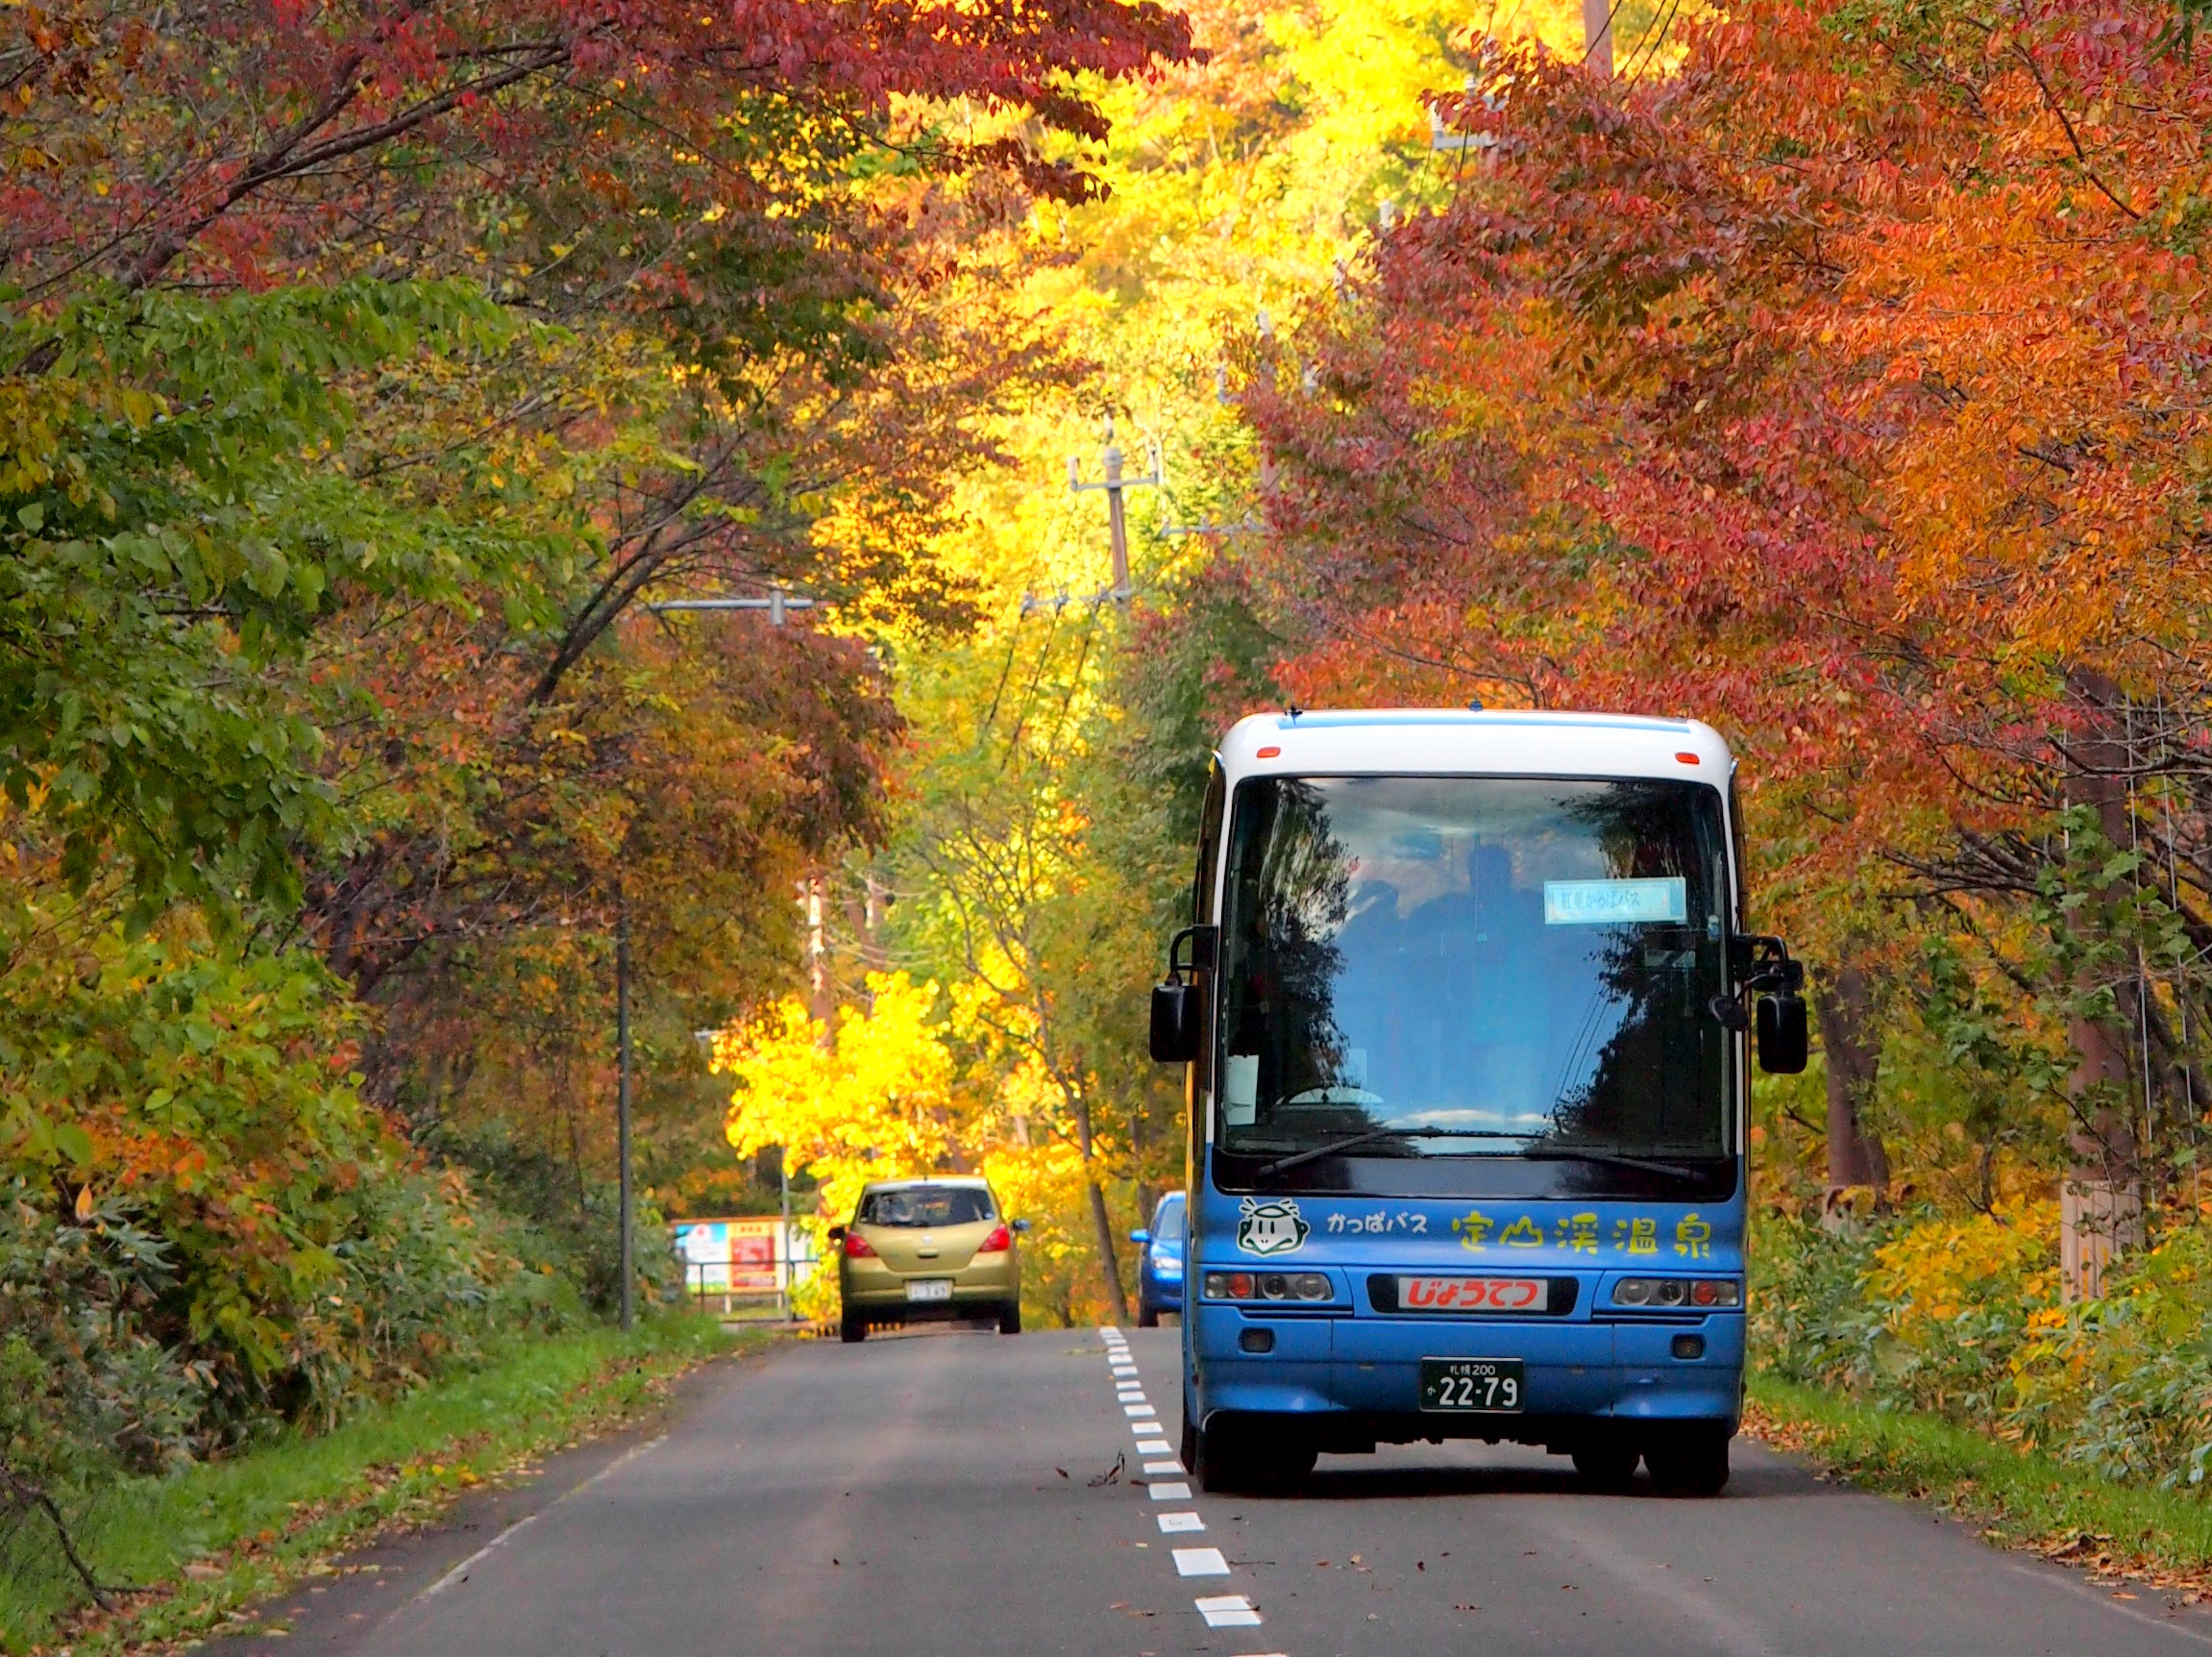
[{"xmin": 1190, "ymin": 1302, "xmax": 1743, "ymax": 1446}]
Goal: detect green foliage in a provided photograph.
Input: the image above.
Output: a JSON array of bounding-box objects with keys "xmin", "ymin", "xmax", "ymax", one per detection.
[
  {"xmin": 436, "ymin": 1122, "xmax": 678, "ymax": 1317},
  {"xmin": 0, "ymin": 282, "xmax": 570, "ymax": 923},
  {"xmin": 0, "ymin": 1182, "xmax": 205, "ymax": 1496}
]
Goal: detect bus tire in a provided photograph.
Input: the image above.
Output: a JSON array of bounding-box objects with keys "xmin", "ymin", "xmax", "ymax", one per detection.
[
  {"xmin": 1571, "ymin": 1441, "xmax": 1640, "ymax": 1493},
  {"xmin": 1179, "ymin": 1409, "xmax": 1198, "ymax": 1474},
  {"xmin": 1198, "ymin": 1420, "xmax": 1314, "ymax": 1494},
  {"xmin": 840, "ymin": 1313, "xmax": 867, "ymax": 1344},
  {"xmin": 1196, "ymin": 1420, "xmax": 1252, "ymax": 1494},
  {"xmin": 1646, "ymin": 1429, "xmax": 1730, "ymax": 1496}
]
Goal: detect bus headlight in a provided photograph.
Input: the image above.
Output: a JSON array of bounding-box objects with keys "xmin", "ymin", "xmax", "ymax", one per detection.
[
  {"xmin": 1204, "ymin": 1270, "xmax": 1332, "ymax": 1301},
  {"xmin": 1612, "ymin": 1277, "xmax": 1740, "ymax": 1309}
]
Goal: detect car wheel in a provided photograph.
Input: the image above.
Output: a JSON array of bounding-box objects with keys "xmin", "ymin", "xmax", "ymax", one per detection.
[
  {"xmin": 1645, "ymin": 1429, "xmax": 1730, "ymax": 1497},
  {"xmin": 1571, "ymin": 1440, "xmax": 1640, "ymax": 1493},
  {"xmin": 1136, "ymin": 1301, "xmax": 1159, "ymax": 1327},
  {"xmin": 996, "ymin": 1301, "xmax": 1022, "ymax": 1335},
  {"xmin": 840, "ymin": 1313, "xmax": 867, "ymax": 1344}
]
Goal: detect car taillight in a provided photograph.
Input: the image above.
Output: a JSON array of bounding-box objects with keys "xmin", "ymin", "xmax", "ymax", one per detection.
[
  {"xmin": 975, "ymin": 1224, "xmax": 1013, "ymax": 1254},
  {"xmin": 843, "ymin": 1231, "xmax": 876, "ymax": 1258}
]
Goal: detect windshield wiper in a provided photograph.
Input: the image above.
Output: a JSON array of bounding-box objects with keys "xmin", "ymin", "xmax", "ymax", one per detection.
[
  {"xmin": 1521, "ymin": 1146, "xmax": 1707, "ymax": 1180},
  {"xmin": 1255, "ymin": 1127, "xmax": 1519, "ymax": 1180}
]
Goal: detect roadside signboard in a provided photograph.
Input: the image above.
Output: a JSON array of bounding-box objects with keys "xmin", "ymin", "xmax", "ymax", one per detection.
[{"xmin": 671, "ymin": 1217, "xmax": 817, "ymax": 1295}]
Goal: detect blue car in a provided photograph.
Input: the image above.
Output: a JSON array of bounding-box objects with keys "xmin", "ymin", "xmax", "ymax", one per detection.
[{"xmin": 1132, "ymin": 1192, "xmax": 1186, "ymax": 1326}]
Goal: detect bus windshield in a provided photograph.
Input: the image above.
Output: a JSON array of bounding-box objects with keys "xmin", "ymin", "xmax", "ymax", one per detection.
[{"xmin": 1214, "ymin": 775, "xmax": 1733, "ymax": 1181}]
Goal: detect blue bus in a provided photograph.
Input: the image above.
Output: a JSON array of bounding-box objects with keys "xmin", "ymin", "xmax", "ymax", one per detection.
[{"xmin": 1148, "ymin": 709, "xmax": 1806, "ymax": 1496}]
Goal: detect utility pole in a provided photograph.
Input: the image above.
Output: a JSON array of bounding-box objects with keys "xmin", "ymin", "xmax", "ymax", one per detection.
[
  {"xmin": 616, "ymin": 890, "xmax": 634, "ymax": 1332},
  {"xmin": 1584, "ymin": 0, "xmax": 1614, "ymax": 75},
  {"xmin": 1068, "ymin": 419, "xmax": 1161, "ymax": 603},
  {"xmin": 778, "ymin": 1148, "xmax": 793, "ymax": 1323}
]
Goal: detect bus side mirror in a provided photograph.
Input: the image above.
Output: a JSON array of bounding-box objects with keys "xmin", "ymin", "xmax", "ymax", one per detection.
[
  {"xmin": 1150, "ymin": 981, "xmax": 1201, "ymax": 1063},
  {"xmin": 1757, "ymin": 994, "xmax": 1808, "ymax": 1074},
  {"xmin": 1151, "ymin": 925, "xmax": 1215, "ymax": 1063}
]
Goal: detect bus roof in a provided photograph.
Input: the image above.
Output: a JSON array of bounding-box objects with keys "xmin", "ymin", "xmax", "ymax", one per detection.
[{"xmin": 1217, "ymin": 707, "xmax": 1733, "ymax": 784}]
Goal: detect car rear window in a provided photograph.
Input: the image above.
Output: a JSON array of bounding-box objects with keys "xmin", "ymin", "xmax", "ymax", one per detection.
[{"xmin": 857, "ymin": 1186, "xmax": 995, "ymax": 1226}]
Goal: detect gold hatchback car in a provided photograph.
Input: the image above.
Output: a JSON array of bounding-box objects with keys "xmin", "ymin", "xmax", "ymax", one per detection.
[{"xmin": 829, "ymin": 1177, "xmax": 1027, "ymax": 1342}]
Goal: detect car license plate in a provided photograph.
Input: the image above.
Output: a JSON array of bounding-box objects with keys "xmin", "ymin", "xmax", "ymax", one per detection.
[
  {"xmin": 1420, "ymin": 1357, "xmax": 1525, "ymax": 1412},
  {"xmin": 1397, "ymin": 1275, "xmax": 1549, "ymax": 1313},
  {"xmin": 904, "ymin": 1278, "xmax": 953, "ymax": 1303}
]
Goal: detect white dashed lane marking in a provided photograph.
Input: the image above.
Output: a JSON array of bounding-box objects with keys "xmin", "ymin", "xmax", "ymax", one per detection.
[
  {"xmin": 1195, "ymin": 1595, "xmax": 1263, "ymax": 1628},
  {"xmin": 1099, "ymin": 1329, "xmax": 1270, "ymax": 1641}
]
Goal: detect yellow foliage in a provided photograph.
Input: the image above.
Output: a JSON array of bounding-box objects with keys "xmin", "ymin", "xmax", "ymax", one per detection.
[
  {"xmin": 1866, "ymin": 1199, "xmax": 2058, "ymax": 1331},
  {"xmin": 980, "ymin": 1139, "xmax": 1121, "ymax": 1326},
  {"xmin": 716, "ymin": 971, "xmax": 982, "ymax": 1230}
]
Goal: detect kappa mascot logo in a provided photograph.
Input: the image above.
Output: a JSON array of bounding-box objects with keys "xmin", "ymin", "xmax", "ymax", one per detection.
[{"xmin": 1237, "ymin": 1196, "xmax": 1309, "ymax": 1256}]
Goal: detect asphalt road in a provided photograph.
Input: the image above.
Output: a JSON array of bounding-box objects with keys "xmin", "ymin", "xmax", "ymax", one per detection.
[{"xmin": 258, "ymin": 1324, "xmax": 2212, "ymax": 1657}]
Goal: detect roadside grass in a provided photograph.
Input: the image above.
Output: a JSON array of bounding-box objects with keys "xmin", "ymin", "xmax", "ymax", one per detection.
[
  {"xmin": 8, "ymin": 1312, "xmax": 776, "ymax": 1655},
  {"xmin": 1749, "ymin": 1374, "xmax": 2212, "ymax": 1593}
]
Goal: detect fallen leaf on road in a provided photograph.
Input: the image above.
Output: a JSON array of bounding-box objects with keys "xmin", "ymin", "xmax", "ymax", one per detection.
[
  {"xmin": 1056, "ymin": 1468, "xmax": 1069, "ymax": 1478},
  {"xmin": 1088, "ymin": 1451, "xmax": 1126, "ymax": 1487}
]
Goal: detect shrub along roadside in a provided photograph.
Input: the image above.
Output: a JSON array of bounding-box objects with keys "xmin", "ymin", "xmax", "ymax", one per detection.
[
  {"xmin": 1748, "ymin": 1375, "xmax": 2212, "ymax": 1595},
  {"xmin": 6, "ymin": 1314, "xmax": 765, "ymax": 1655}
]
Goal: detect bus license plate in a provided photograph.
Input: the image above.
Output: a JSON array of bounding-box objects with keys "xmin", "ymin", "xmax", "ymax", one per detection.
[
  {"xmin": 1397, "ymin": 1275, "xmax": 1549, "ymax": 1312},
  {"xmin": 1420, "ymin": 1358, "xmax": 1524, "ymax": 1413},
  {"xmin": 905, "ymin": 1278, "xmax": 953, "ymax": 1302}
]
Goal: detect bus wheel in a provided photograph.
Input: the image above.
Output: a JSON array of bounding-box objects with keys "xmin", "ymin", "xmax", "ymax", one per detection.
[
  {"xmin": 1571, "ymin": 1441, "xmax": 1639, "ymax": 1493},
  {"xmin": 1196, "ymin": 1421, "xmax": 1255, "ymax": 1493},
  {"xmin": 1646, "ymin": 1429, "xmax": 1730, "ymax": 1496},
  {"xmin": 1198, "ymin": 1421, "xmax": 1314, "ymax": 1494},
  {"xmin": 1179, "ymin": 1411, "xmax": 1198, "ymax": 1475}
]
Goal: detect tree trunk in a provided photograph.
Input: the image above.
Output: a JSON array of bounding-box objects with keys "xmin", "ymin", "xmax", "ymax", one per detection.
[
  {"xmin": 1813, "ymin": 961, "xmax": 1889, "ymax": 1224},
  {"xmin": 1070, "ymin": 1091, "xmax": 1132, "ymax": 1324},
  {"xmin": 2060, "ymin": 667, "xmax": 2145, "ymax": 1299}
]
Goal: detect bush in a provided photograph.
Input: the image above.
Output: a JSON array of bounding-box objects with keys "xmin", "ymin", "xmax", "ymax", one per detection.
[
  {"xmin": 1754, "ymin": 1200, "xmax": 2212, "ymax": 1493},
  {"xmin": 0, "ymin": 922, "xmax": 607, "ymax": 1616},
  {"xmin": 432, "ymin": 1123, "xmax": 678, "ymax": 1318}
]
